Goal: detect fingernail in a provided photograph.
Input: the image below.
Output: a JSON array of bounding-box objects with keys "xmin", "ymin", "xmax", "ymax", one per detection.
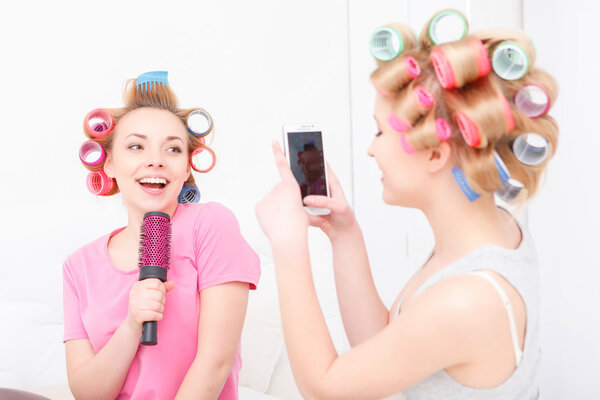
[{"xmin": 304, "ymin": 197, "xmax": 312, "ymax": 205}]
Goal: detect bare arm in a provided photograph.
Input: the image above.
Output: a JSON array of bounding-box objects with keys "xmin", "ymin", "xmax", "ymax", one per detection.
[
  {"xmin": 66, "ymin": 279, "xmax": 172, "ymax": 400},
  {"xmin": 305, "ymin": 165, "xmax": 388, "ymax": 346},
  {"xmin": 175, "ymin": 281, "xmax": 249, "ymax": 400}
]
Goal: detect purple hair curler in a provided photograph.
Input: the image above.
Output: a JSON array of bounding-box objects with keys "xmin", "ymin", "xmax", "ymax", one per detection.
[
  {"xmin": 79, "ymin": 140, "xmax": 106, "ymax": 167},
  {"xmin": 514, "ymin": 84, "xmax": 550, "ymax": 118},
  {"xmin": 138, "ymin": 211, "xmax": 171, "ymax": 346}
]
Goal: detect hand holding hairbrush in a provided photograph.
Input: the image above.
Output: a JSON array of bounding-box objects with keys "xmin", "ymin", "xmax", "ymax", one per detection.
[{"xmin": 138, "ymin": 211, "xmax": 171, "ymax": 345}]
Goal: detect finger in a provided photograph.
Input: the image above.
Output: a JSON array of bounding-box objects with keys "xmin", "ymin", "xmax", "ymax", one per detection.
[
  {"xmin": 326, "ymin": 163, "xmax": 347, "ymax": 200},
  {"xmin": 304, "ymin": 195, "xmax": 346, "ymax": 214},
  {"xmin": 272, "ymin": 140, "xmax": 295, "ymax": 182},
  {"xmin": 164, "ymin": 281, "xmax": 175, "ymax": 292}
]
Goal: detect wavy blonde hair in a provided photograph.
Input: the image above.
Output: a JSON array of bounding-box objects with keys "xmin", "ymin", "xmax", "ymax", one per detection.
[
  {"xmin": 371, "ymin": 10, "xmax": 559, "ymax": 201},
  {"xmin": 82, "ymin": 78, "xmax": 207, "ymax": 196}
]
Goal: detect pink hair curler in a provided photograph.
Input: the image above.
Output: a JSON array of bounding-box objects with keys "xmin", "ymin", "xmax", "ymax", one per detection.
[
  {"xmin": 84, "ymin": 109, "xmax": 114, "ymax": 138},
  {"xmin": 416, "ymin": 86, "xmax": 435, "ymax": 107},
  {"xmin": 456, "ymin": 112, "xmax": 481, "ymax": 147},
  {"xmin": 406, "ymin": 56, "xmax": 421, "ymax": 78},
  {"xmin": 190, "ymin": 146, "xmax": 216, "ymax": 173},
  {"xmin": 79, "ymin": 140, "xmax": 106, "ymax": 167},
  {"xmin": 435, "ymin": 118, "xmax": 452, "ymax": 141},
  {"xmin": 388, "ymin": 114, "xmax": 411, "ymax": 132},
  {"xmin": 431, "ymin": 37, "xmax": 490, "ymax": 89},
  {"xmin": 400, "ymin": 134, "xmax": 416, "ymax": 154},
  {"xmin": 514, "ymin": 84, "xmax": 550, "ymax": 118},
  {"xmin": 431, "ymin": 47, "xmax": 456, "ymax": 89},
  {"xmin": 373, "ymin": 84, "xmax": 392, "ymax": 96},
  {"xmin": 86, "ymin": 169, "xmax": 114, "ymax": 195}
]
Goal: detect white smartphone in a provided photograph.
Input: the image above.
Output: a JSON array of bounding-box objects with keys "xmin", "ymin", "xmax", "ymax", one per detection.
[{"xmin": 282, "ymin": 123, "xmax": 331, "ymax": 215}]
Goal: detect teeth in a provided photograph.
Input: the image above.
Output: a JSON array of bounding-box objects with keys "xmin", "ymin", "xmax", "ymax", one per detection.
[{"xmin": 139, "ymin": 177, "xmax": 167, "ymax": 184}]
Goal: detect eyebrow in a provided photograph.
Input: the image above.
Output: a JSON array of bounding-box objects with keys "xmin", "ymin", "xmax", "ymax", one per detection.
[{"xmin": 126, "ymin": 133, "xmax": 184, "ymax": 143}]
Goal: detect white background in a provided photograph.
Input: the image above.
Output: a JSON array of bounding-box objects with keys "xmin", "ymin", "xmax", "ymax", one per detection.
[{"xmin": 0, "ymin": 0, "xmax": 598, "ymax": 398}]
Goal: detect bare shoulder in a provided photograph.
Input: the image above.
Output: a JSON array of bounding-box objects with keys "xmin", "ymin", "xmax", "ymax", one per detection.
[{"xmin": 399, "ymin": 271, "xmax": 526, "ymax": 358}]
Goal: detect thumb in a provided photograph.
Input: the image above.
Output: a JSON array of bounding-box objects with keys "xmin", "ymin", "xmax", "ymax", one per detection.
[{"xmin": 164, "ymin": 281, "xmax": 175, "ymax": 292}]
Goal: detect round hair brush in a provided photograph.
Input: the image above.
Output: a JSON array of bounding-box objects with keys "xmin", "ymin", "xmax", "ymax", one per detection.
[{"xmin": 138, "ymin": 211, "xmax": 171, "ymax": 345}]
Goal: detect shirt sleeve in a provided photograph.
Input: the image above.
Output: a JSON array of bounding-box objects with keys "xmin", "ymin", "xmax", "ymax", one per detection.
[
  {"xmin": 63, "ymin": 260, "xmax": 89, "ymax": 342},
  {"xmin": 194, "ymin": 203, "xmax": 261, "ymax": 291}
]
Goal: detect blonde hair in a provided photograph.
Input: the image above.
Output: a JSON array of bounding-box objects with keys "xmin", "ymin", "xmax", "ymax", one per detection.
[
  {"xmin": 370, "ymin": 11, "xmax": 559, "ymax": 202},
  {"xmin": 82, "ymin": 78, "xmax": 207, "ymax": 196}
]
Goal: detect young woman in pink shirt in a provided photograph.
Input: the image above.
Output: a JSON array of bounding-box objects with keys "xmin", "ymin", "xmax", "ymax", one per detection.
[{"xmin": 63, "ymin": 72, "xmax": 260, "ymax": 399}]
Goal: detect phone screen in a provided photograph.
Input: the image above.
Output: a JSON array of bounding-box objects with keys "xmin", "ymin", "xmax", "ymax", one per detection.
[{"xmin": 286, "ymin": 131, "xmax": 327, "ymax": 197}]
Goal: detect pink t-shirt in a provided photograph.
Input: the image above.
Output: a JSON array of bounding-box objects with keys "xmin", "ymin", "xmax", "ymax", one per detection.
[{"xmin": 63, "ymin": 202, "xmax": 260, "ymax": 400}]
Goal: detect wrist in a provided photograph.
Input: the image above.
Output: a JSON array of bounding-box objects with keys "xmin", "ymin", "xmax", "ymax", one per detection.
[
  {"xmin": 330, "ymin": 220, "xmax": 362, "ymax": 244},
  {"xmin": 123, "ymin": 314, "xmax": 143, "ymax": 338}
]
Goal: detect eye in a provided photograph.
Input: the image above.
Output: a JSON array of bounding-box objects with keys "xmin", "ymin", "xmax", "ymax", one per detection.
[
  {"xmin": 128, "ymin": 143, "xmax": 142, "ymax": 150},
  {"xmin": 167, "ymin": 146, "xmax": 182, "ymax": 153},
  {"xmin": 375, "ymin": 131, "xmax": 382, "ymax": 137}
]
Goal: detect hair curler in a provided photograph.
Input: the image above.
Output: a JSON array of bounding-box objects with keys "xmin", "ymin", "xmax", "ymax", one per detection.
[
  {"xmin": 79, "ymin": 140, "xmax": 106, "ymax": 170},
  {"xmin": 494, "ymin": 150, "xmax": 511, "ymax": 183},
  {"xmin": 86, "ymin": 170, "xmax": 114, "ymax": 196},
  {"xmin": 136, "ymin": 71, "xmax": 169, "ymax": 94},
  {"xmin": 431, "ymin": 36, "xmax": 490, "ymax": 89},
  {"xmin": 512, "ymin": 132, "xmax": 549, "ymax": 165},
  {"xmin": 138, "ymin": 211, "xmax": 171, "ymax": 346},
  {"xmin": 186, "ymin": 109, "xmax": 213, "ymax": 137},
  {"xmin": 452, "ymin": 166, "xmax": 480, "ymax": 202},
  {"xmin": 514, "ymin": 84, "xmax": 550, "ymax": 118},
  {"xmin": 369, "ymin": 23, "xmax": 417, "ymax": 63},
  {"xmin": 371, "ymin": 55, "xmax": 421, "ymax": 95},
  {"xmin": 435, "ymin": 118, "xmax": 452, "ymax": 141},
  {"xmin": 178, "ymin": 185, "xmax": 201, "ymax": 204},
  {"xmin": 492, "ymin": 42, "xmax": 530, "ymax": 80},
  {"xmin": 388, "ymin": 86, "xmax": 434, "ymax": 132},
  {"xmin": 496, "ymin": 178, "xmax": 524, "ymax": 202},
  {"xmin": 190, "ymin": 146, "xmax": 216, "ymax": 173},
  {"xmin": 421, "ymin": 9, "xmax": 469, "ymax": 49},
  {"xmin": 84, "ymin": 109, "xmax": 114, "ymax": 138}
]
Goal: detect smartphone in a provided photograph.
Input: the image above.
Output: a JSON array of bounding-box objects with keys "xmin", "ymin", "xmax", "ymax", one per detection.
[{"xmin": 282, "ymin": 123, "xmax": 331, "ymax": 215}]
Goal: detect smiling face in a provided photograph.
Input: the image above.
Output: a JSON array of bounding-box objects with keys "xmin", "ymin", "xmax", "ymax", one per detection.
[
  {"xmin": 103, "ymin": 107, "xmax": 191, "ymax": 217},
  {"xmin": 368, "ymin": 94, "xmax": 433, "ymax": 207}
]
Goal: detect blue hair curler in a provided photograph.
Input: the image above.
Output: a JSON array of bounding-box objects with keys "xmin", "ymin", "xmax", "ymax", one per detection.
[
  {"xmin": 494, "ymin": 151, "xmax": 511, "ymax": 184},
  {"xmin": 136, "ymin": 71, "xmax": 169, "ymax": 94},
  {"xmin": 452, "ymin": 166, "xmax": 480, "ymax": 202},
  {"xmin": 178, "ymin": 185, "xmax": 201, "ymax": 204}
]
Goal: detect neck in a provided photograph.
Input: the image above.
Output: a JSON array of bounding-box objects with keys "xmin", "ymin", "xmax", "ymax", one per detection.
[
  {"xmin": 120, "ymin": 202, "xmax": 179, "ymax": 246},
  {"xmin": 420, "ymin": 175, "xmax": 513, "ymax": 264}
]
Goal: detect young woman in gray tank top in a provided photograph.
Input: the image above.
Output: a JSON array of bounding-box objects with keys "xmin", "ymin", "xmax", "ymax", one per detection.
[{"xmin": 256, "ymin": 9, "xmax": 558, "ymax": 400}]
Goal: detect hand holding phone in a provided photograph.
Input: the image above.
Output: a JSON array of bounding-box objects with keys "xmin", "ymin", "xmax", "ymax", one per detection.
[{"xmin": 282, "ymin": 123, "xmax": 331, "ymax": 215}]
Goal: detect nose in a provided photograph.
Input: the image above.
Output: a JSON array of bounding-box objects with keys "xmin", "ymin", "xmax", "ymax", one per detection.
[
  {"xmin": 367, "ymin": 138, "xmax": 376, "ymax": 158},
  {"xmin": 145, "ymin": 151, "xmax": 165, "ymax": 168}
]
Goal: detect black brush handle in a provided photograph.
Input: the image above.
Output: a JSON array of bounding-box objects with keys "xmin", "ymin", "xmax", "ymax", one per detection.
[{"xmin": 139, "ymin": 266, "xmax": 167, "ymax": 346}]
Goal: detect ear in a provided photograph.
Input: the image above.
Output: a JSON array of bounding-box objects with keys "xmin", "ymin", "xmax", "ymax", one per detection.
[
  {"xmin": 426, "ymin": 141, "xmax": 452, "ymax": 173},
  {"xmin": 103, "ymin": 152, "xmax": 115, "ymax": 178},
  {"xmin": 185, "ymin": 161, "xmax": 191, "ymax": 180}
]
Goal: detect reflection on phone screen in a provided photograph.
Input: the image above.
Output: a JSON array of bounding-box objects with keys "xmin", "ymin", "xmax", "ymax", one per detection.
[{"xmin": 287, "ymin": 131, "xmax": 327, "ymax": 197}]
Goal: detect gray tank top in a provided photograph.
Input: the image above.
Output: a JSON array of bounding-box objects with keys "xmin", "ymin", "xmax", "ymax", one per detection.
[{"xmin": 398, "ymin": 218, "xmax": 540, "ymax": 400}]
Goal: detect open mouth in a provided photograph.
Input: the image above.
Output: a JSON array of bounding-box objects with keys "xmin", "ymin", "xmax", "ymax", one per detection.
[{"xmin": 137, "ymin": 177, "xmax": 169, "ymax": 191}]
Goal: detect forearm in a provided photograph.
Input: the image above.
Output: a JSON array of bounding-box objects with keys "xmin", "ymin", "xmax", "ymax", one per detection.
[
  {"xmin": 175, "ymin": 357, "xmax": 233, "ymax": 400},
  {"xmin": 272, "ymin": 234, "xmax": 337, "ymax": 399},
  {"xmin": 69, "ymin": 318, "xmax": 141, "ymax": 400},
  {"xmin": 331, "ymin": 224, "xmax": 389, "ymax": 346}
]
